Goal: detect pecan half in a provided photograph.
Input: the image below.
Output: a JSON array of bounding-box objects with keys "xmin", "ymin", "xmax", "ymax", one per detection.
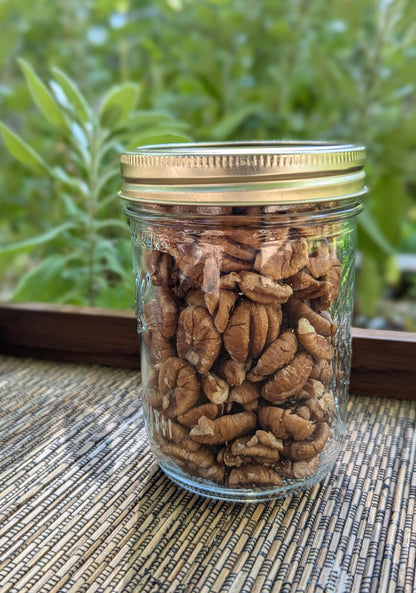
[
  {"xmin": 254, "ymin": 235, "xmax": 308, "ymax": 280},
  {"xmin": 221, "ymin": 434, "xmax": 282, "ymax": 467},
  {"xmin": 223, "ymin": 300, "xmax": 272, "ymax": 363},
  {"xmin": 307, "ymin": 241, "xmax": 331, "ymax": 278},
  {"xmin": 262, "ymin": 352, "xmax": 313, "ymax": 402},
  {"xmin": 250, "ymin": 329, "xmax": 298, "ymax": 377},
  {"xmin": 219, "ymin": 358, "xmax": 247, "ymax": 386},
  {"xmin": 286, "ymin": 299, "xmax": 336, "ymax": 337},
  {"xmin": 189, "ymin": 412, "xmax": 257, "ymax": 445},
  {"xmin": 282, "ymin": 422, "xmax": 332, "ymax": 461},
  {"xmin": 310, "ymin": 359, "xmax": 333, "ymax": 384},
  {"xmin": 146, "ymin": 250, "xmax": 179, "ymax": 287},
  {"xmin": 205, "ymin": 289, "xmax": 237, "ymax": 333},
  {"xmin": 228, "ymin": 380, "xmax": 261, "ymax": 405},
  {"xmin": 238, "ymin": 271, "xmax": 293, "ymax": 305},
  {"xmin": 162, "ymin": 442, "xmax": 225, "ymax": 483},
  {"xmin": 176, "ymin": 305, "xmax": 222, "ymax": 374},
  {"xmin": 258, "ymin": 406, "xmax": 315, "ymax": 441},
  {"xmin": 278, "ymin": 456, "xmax": 320, "ymax": 479},
  {"xmin": 158, "ymin": 357, "xmax": 200, "ymax": 416},
  {"xmin": 228, "ymin": 465, "xmax": 283, "ymax": 487},
  {"xmin": 202, "ymin": 372, "xmax": 230, "ymax": 404},
  {"xmin": 296, "ymin": 317, "xmax": 334, "ymax": 360}
]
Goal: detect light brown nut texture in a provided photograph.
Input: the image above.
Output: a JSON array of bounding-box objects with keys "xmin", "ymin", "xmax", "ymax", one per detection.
[
  {"xmin": 189, "ymin": 412, "xmax": 257, "ymax": 445},
  {"xmin": 305, "ymin": 391, "xmax": 337, "ymax": 423},
  {"xmin": 146, "ymin": 250, "xmax": 179, "ymax": 287},
  {"xmin": 223, "ymin": 301, "xmax": 251, "ymax": 364},
  {"xmin": 177, "ymin": 402, "xmax": 221, "ymax": 427},
  {"xmin": 307, "ymin": 241, "xmax": 332, "ymax": 278},
  {"xmin": 262, "ymin": 352, "xmax": 314, "ymax": 402},
  {"xmin": 219, "ymin": 272, "xmax": 242, "ymax": 290},
  {"xmin": 166, "ymin": 233, "xmax": 206, "ymax": 286},
  {"xmin": 278, "ymin": 456, "xmax": 320, "ymax": 479},
  {"xmin": 228, "ymin": 380, "xmax": 261, "ymax": 404},
  {"xmin": 228, "ymin": 465, "xmax": 283, "ymax": 487},
  {"xmin": 245, "ymin": 301, "xmax": 269, "ymax": 358},
  {"xmin": 155, "ymin": 287, "xmax": 178, "ymax": 339},
  {"xmin": 186, "ymin": 289, "xmax": 207, "ymax": 308},
  {"xmin": 205, "ymin": 289, "xmax": 237, "ymax": 333},
  {"xmin": 258, "ymin": 406, "xmax": 315, "ymax": 441},
  {"xmin": 315, "ymin": 253, "xmax": 342, "ymax": 309},
  {"xmin": 145, "ymin": 366, "xmax": 159, "ymax": 390},
  {"xmin": 220, "ymin": 358, "xmax": 246, "ymax": 386},
  {"xmin": 158, "ymin": 357, "xmax": 200, "ymax": 417},
  {"xmin": 151, "ymin": 409, "xmax": 200, "ymax": 453},
  {"xmin": 201, "ymin": 231, "xmax": 257, "ymax": 265},
  {"xmin": 251, "ymin": 329, "xmax": 298, "ymax": 377},
  {"xmin": 162, "ymin": 442, "xmax": 225, "ymax": 483},
  {"xmin": 223, "ymin": 227, "xmax": 265, "ymax": 250},
  {"xmin": 254, "ymin": 430, "xmax": 284, "ymax": 450},
  {"xmin": 145, "ymin": 388, "xmax": 164, "ymax": 409},
  {"xmin": 202, "ymin": 372, "xmax": 230, "ymax": 404},
  {"xmin": 143, "ymin": 326, "xmax": 175, "ymax": 363},
  {"xmin": 238, "ymin": 271, "xmax": 293, "ymax": 305},
  {"xmin": 254, "ymin": 236, "xmax": 308, "ymax": 280},
  {"xmin": 286, "ymin": 299, "xmax": 336, "ymax": 337},
  {"xmin": 221, "ymin": 435, "xmax": 281, "ymax": 467},
  {"xmin": 296, "ymin": 318, "xmax": 334, "ymax": 360},
  {"xmin": 283, "ymin": 422, "xmax": 332, "ymax": 461},
  {"xmin": 143, "ymin": 301, "xmax": 176, "ymax": 362},
  {"xmin": 265, "ymin": 304, "xmax": 282, "ymax": 345},
  {"xmin": 176, "ymin": 305, "xmax": 222, "ymax": 374},
  {"xmin": 295, "ymin": 379, "xmax": 325, "ymax": 400},
  {"xmin": 287, "ymin": 270, "xmax": 323, "ymax": 300},
  {"xmin": 223, "ymin": 301, "xmax": 273, "ymax": 363},
  {"xmin": 310, "ymin": 359, "xmax": 333, "ymax": 384}
]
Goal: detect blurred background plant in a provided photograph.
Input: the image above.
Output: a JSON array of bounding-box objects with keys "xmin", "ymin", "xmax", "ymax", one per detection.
[{"xmin": 1, "ymin": 0, "xmax": 415, "ymax": 328}]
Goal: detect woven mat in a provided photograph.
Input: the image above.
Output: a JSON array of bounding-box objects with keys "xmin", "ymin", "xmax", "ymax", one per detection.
[{"xmin": 0, "ymin": 356, "xmax": 415, "ymax": 593}]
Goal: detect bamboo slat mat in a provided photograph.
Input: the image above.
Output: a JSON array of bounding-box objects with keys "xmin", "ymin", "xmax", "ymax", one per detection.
[{"xmin": 0, "ymin": 355, "xmax": 415, "ymax": 593}]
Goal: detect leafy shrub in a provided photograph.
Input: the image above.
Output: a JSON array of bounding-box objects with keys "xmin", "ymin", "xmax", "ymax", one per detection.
[
  {"xmin": 1, "ymin": 0, "xmax": 415, "ymax": 318},
  {"xmin": 0, "ymin": 60, "xmax": 189, "ymax": 307}
]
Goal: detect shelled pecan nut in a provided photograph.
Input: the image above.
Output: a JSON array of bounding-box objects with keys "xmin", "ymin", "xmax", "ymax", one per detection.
[{"xmin": 141, "ymin": 206, "xmax": 344, "ymax": 488}]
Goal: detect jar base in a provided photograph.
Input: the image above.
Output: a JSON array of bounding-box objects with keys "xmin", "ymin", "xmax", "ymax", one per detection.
[{"xmin": 159, "ymin": 446, "xmax": 339, "ymax": 503}]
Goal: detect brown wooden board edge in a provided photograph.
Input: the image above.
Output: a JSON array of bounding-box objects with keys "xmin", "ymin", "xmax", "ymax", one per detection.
[{"xmin": 0, "ymin": 303, "xmax": 415, "ymax": 400}]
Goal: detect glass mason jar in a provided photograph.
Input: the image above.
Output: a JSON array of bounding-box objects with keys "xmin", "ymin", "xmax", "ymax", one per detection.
[{"xmin": 119, "ymin": 141, "xmax": 366, "ymax": 503}]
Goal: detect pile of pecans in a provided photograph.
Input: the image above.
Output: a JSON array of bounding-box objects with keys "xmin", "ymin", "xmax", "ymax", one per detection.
[{"xmin": 141, "ymin": 205, "xmax": 341, "ymax": 488}]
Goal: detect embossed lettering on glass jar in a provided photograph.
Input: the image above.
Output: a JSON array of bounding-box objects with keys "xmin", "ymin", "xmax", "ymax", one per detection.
[{"xmin": 119, "ymin": 141, "xmax": 366, "ymax": 503}]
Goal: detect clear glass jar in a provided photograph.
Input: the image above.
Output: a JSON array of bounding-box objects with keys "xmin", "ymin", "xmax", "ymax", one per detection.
[{"xmin": 119, "ymin": 141, "xmax": 366, "ymax": 502}]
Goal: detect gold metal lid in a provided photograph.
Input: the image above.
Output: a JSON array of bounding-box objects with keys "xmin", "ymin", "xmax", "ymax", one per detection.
[{"xmin": 119, "ymin": 141, "xmax": 366, "ymax": 205}]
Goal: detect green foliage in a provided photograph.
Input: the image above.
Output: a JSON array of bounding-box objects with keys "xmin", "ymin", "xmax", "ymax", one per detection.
[
  {"xmin": 0, "ymin": 0, "xmax": 415, "ymax": 315},
  {"xmin": 0, "ymin": 61, "xmax": 189, "ymax": 306}
]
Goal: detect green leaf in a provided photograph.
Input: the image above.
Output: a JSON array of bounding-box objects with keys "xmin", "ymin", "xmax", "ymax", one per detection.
[
  {"xmin": 0, "ymin": 123, "xmax": 48, "ymax": 173},
  {"xmin": 51, "ymin": 67, "xmax": 91, "ymax": 123},
  {"xmin": 95, "ymin": 282, "xmax": 134, "ymax": 309},
  {"xmin": 358, "ymin": 209, "xmax": 395, "ymax": 257},
  {"xmin": 127, "ymin": 110, "xmax": 177, "ymax": 128},
  {"xmin": 372, "ymin": 174, "xmax": 407, "ymax": 248},
  {"xmin": 99, "ymin": 82, "xmax": 140, "ymax": 129},
  {"xmin": 208, "ymin": 104, "xmax": 261, "ymax": 140},
  {"xmin": 0, "ymin": 223, "xmax": 75, "ymax": 256},
  {"xmin": 132, "ymin": 133, "xmax": 191, "ymax": 148},
  {"xmin": 18, "ymin": 58, "xmax": 67, "ymax": 128},
  {"xmin": 94, "ymin": 219, "xmax": 128, "ymax": 232},
  {"xmin": 356, "ymin": 255, "xmax": 384, "ymax": 317},
  {"xmin": 12, "ymin": 253, "xmax": 78, "ymax": 302}
]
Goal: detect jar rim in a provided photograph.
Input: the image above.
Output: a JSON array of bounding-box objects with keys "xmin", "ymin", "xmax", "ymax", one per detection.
[{"xmin": 120, "ymin": 140, "xmax": 366, "ymax": 205}]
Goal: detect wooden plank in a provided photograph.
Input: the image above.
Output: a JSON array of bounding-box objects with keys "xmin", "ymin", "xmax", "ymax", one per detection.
[
  {"xmin": 0, "ymin": 303, "xmax": 415, "ymax": 399},
  {"xmin": 350, "ymin": 327, "xmax": 416, "ymax": 401},
  {"xmin": 0, "ymin": 303, "xmax": 140, "ymax": 369}
]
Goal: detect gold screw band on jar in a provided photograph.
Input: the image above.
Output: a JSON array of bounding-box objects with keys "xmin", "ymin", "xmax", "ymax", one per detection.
[{"xmin": 120, "ymin": 141, "xmax": 366, "ymax": 205}]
